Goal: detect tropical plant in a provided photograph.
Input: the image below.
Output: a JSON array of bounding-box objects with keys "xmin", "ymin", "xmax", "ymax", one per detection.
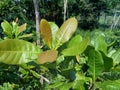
[
  {"xmin": 0, "ymin": 17, "xmax": 120, "ymax": 90},
  {"xmin": 0, "ymin": 17, "xmax": 78, "ymax": 89},
  {"xmin": 1, "ymin": 19, "xmax": 32, "ymax": 39}
]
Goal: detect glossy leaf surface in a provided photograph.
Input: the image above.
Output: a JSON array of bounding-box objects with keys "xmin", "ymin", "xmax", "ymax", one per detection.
[
  {"xmin": 0, "ymin": 39, "xmax": 42, "ymax": 64},
  {"xmin": 62, "ymin": 37, "xmax": 89, "ymax": 56},
  {"xmin": 55, "ymin": 17, "xmax": 78, "ymax": 47},
  {"xmin": 49, "ymin": 22, "xmax": 59, "ymax": 49},
  {"xmin": 49, "ymin": 22, "xmax": 59, "ymax": 39}
]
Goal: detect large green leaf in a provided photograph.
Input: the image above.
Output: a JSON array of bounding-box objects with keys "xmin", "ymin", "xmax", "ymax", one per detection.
[
  {"xmin": 68, "ymin": 35, "xmax": 82, "ymax": 47},
  {"xmin": 55, "ymin": 17, "xmax": 78, "ymax": 48},
  {"xmin": 62, "ymin": 37, "xmax": 89, "ymax": 56},
  {"xmin": 99, "ymin": 80, "xmax": 120, "ymax": 90},
  {"xmin": 0, "ymin": 39, "xmax": 42, "ymax": 65},
  {"xmin": 49, "ymin": 22, "xmax": 59, "ymax": 49},
  {"xmin": 72, "ymin": 73, "xmax": 91, "ymax": 90},
  {"xmin": 86, "ymin": 46, "xmax": 103, "ymax": 81},
  {"xmin": 111, "ymin": 49, "xmax": 120, "ymax": 65},
  {"xmin": 40, "ymin": 19, "xmax": 52, "ymax": 48},
  {"xmin": 100, "ymin": 72, "xmax": 120, "ymax": 81},
  {"xmin": 49, "ymin": 22, "xmax": 59, "ymax": 39},
  {"xmin": 100, "ymin": 52, "xmax": 113, "ymax": 71},
  {"xmin": 1, "ymin": 20, "xmax": 12, "ymax": 37},
  {"xmin": 91, "ymin": 31, "xmax": 107, "ymax": 54}
]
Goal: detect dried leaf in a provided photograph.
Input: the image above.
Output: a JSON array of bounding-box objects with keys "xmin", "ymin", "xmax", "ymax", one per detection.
[
  {"xmin": 18, "ymin": 23, "xmax": 27, "ymax": 33},
  {"xmin": 40, "ymin": 19, "xmax": 52, "ymax": 48},
  {"xmin": 37, "ymin": 50, "xmax": 58, "ymax": 64}
]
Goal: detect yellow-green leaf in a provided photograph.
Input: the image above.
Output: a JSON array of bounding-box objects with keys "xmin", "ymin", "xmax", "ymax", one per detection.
[
  {"xmin": 18, "ymin": 23, "xmax": 27, "ymax": 33},
  {"xmin": 62, "ymin": 37, "xmax": 89, "ymax": 56},
  {"xmin": 40, "ymin": 19, "xmax": 52, "ymax": 48},
  {"xmin": 18, "ymin": 34, "xmax": 33, "ymax": 39},
  {"xmin": 0, "ymin": 39, "xmax": 42, "ymax": 65},
  {"xmin": 1, "ymin": 20, "xmax": 12, "ymax": 37},
  {"xmin": 55, "ymin": 17, "xmax": 78, "ymax": 47},
  {"xmin": 37, "ymin": 50, "xmax": 58, "ymax": 64}
]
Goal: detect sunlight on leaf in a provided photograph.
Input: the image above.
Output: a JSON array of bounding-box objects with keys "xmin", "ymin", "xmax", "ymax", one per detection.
[
  {"xmin": 49, "ymin": 22, "xmax": 59, "ymax": 49},
  {"xmin": 0, "ymin": 39, "xmax": 42, "ymax": 65},
  {"xmin": 55, "ymin": 17, "xmax": 78, "ymax": 48},
  {"xmin": 76, "ymin": 55, "xmax": 80, "ymax": 63}
]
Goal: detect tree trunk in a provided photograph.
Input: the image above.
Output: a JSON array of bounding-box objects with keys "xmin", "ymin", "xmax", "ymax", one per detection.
[
  {"xmin": 64, "ymin": 0, "xmax": 68, "ymax": 21},
  {"xmin": 33, "ymin": 0, "xmax": 40, "ymax": 46}
]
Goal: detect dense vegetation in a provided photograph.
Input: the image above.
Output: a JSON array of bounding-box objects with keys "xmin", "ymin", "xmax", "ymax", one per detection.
[{"xmin": 0, "ymin": 0, "xmax": 120, "ymax": 90}]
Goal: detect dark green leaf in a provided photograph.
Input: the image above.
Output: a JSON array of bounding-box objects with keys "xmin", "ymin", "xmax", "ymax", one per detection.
[
  {"xmin": 99, "ymin": 79, "xmax": 120, "ymax": 90},
  {"xmin": 86, "ymin": 46, "xmax": 104, "ymax": 81},
  {"xmin": 101, "ymin": 51, "xmax": 113, "ymax": 71}
]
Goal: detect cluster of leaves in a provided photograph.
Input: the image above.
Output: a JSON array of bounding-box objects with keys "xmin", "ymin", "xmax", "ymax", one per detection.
[
  {"xmin": 0, "ymin": 0, "xmax": 36, "ymax": 41},
  {"xmin": 0, "ymin": 17, "xmax": 120, "ymax": 90}
]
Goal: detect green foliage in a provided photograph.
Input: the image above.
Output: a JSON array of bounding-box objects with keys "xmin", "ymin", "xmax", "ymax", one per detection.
[
  {"xmin": 111, "ymin": 48, "xmax": 120, "ymax": 65},
  {"xmin": 0, "ymin": 17, "xmax": 120, "ymax": 90},
  {"xmin": 90, "ymin": 30, "xmax": 107, "ymax": 54},
  {"xmin": 86, "ymin": 46, "xmax": 104, "ymax": 86},
  {"xmin": 0, "ymin": 0, "xmax": 119, "ymax": 89},
  {"xmin": 62, "ymin": 36, "xmax": 89, "ymax": 56},
  {"xmin": 40, "ymin": 17, "xmax": 78, "ymax": 50},
  {"xmin": 98, "ymin": 79, "xmax": 120, "ymax": 90},
  {"xmin": 49, "ymin": 22, "xmax": 59, "ymax": 49},
  {"xmin": 0, "ymin": 39, "xmax": 42, "ymax": 64},
  {"xmin": 0, "ymin": 82, "xmax": 13, "ymax": 90},
  {"xmin": 55, "ymin": 17, "xmax": 78, "ymax": 49},
  {"xmin": 1, "ymin": 19, "xmax": 33, "ymax": 39},
  {"xmin": 101, "ymin": 52, "xmax": 113, "ymax": 71}
]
